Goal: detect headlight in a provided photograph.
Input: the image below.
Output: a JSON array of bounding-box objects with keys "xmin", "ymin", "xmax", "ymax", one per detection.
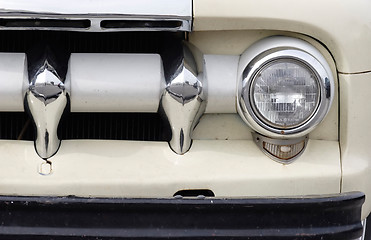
[
  {"xmin": 238, "ymin": 37, "xmax": 334, "ymax": 138},
  {"xmin": 250, "ymin": 54, "xmax": 320, "ymax": 129}
]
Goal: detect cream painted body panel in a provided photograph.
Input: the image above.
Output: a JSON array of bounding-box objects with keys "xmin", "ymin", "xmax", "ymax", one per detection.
[
  {"xmin": 193, "ymin": 0, "xmax": 371, "ymax": 73},
  {"xmin": 0, "ymin": 139, "xmax": 339, "ymax": 198},
  {"xmin": 340, "ymin": 72, "xmax": 371, "ymax": 219},
  {"xmin": 193, "ymin": 114, "xmax": 252, "ymax": 140}
]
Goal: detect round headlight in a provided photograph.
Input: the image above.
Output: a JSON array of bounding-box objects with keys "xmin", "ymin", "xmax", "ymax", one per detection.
[
  {"xmin": 239, "ymin": 42, "xmax": 334, "ymax": 138},
  {"xmin": 251, "ymin": 58, "xmax": 320, "ymax": 129}
]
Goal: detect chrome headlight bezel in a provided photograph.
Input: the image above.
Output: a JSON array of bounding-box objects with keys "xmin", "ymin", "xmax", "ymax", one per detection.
[{"xmin": 238, "ymin": 37, "xmax": 334, "ymax": 138}]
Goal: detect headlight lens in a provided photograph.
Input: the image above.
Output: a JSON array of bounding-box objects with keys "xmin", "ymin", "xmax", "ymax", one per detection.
[{"xmin": 251, "ymin": 59, "xmax": 320, "ymax": 129}]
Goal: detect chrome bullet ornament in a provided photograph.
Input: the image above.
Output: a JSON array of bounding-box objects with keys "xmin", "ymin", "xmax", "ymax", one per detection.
[
  {"xmin": 25, "ymin": 46, "xmax": 69, "ymax": 159},
  {"xmin": 160, "ymin": 42, "xmax": 207, "ymax": 154}
]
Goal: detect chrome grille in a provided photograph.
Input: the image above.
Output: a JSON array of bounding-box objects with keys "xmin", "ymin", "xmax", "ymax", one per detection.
[{"xmin": 0, "ymin": 31, "xmax": 180, "ymax": 142}]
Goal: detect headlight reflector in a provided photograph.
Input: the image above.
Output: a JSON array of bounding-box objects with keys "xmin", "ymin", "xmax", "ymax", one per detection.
[{"xmin": 251, "ymin": 59, "xmax": 320, "ymax": 129}]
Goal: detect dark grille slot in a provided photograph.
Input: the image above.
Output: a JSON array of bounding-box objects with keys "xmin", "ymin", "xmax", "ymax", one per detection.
[
  {"xmin": 0, "ymin": 19, "xmax": 90, "ymax": 29},
  {"xmin": 101, "ymin": 20, "xmax": 183, "ymax": 29},
  {"xmin": 0, "ymin": 112, "xmax": 170, "ymax": 142},
  {"xmin": 0, "ymin": 30, "xmax": 182, "ymax": 54},
  {"xmin": 0, "ymin": 112, "xmax": 33, "ymax": 140},
  {"xmin": 58, "ymin": 112, "xmax": 170, "ymax": 141}
]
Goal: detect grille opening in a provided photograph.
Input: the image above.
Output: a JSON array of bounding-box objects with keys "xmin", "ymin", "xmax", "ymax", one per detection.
[
  {"xmin": 173, "ymin": 189, "xmax": 215, "ymax": 198},
  {"xmin": 58, "ymin": 112, "xmax": 171, "ymax": 141},
  {"xmin": 0, "ymin": 112, "xmax": 171, "ymax": 142},
  {"xmin": 0, "ymin": 112, "xmax": 34, "ymax": 140},
  {"xmin": 101, "ymin": 20, "xmax": 183, "ymax": 29},
  {"xmin": 0, "ymin": 30, "xmax": 183, "ymax": 54},
  {"xmin": 0, "ymin": 19, "xmax": 90, "ymax": 29}
]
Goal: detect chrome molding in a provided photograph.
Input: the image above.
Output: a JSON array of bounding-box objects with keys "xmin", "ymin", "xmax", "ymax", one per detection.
[
  {"xmin": 160, "ymin": 42, "xmax": 207, "ymax": 154},
  {"xmin": 239, "ymin": 44, "xmax": 334, "ymax": 139},
  {"xmin": 358, "ymin": 219, "xmax": 367, "ymax": 240},
  {"xmin": 25, "ymin": 46, "xmax": 69, "ymax": 159},
  {"xmin": 252, "ymin": 132, "xmax": 308, "ymax": 164},
  {"xmin": 0, "ymin": 0, "xmax": 192, "ymax": 32}
]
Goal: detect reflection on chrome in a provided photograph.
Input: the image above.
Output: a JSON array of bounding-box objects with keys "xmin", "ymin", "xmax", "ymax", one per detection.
[
  {"xmin": 25, "ymin": 47, "xmax": 68, "ymax": 159},
  {"xmin": 160, "ymin": 42, "xmax": 206, "ymax": 154}
]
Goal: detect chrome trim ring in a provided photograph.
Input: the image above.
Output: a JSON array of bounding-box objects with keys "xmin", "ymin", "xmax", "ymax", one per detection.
[{"xmin": 239, "ymin": 47, "xmax": 334, "ymax": 138}]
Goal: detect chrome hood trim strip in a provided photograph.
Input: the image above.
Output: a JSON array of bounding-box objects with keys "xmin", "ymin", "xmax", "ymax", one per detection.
[{"xmin": 0, "ymin": 0, "xmax": 192, "ymax": 32}]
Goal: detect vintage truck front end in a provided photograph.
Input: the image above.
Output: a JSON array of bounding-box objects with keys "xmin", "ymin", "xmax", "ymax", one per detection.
[{"xmin": 0, "ymin": 0, "xmax": 369, "ymax": 239}]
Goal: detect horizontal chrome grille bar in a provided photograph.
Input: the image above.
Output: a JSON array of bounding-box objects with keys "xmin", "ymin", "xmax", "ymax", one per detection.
[
  {"xmin": 0, "ymin": 30, "xmax": 238, "ymax": 158},
  {"xmin": 0, "ymin": 32, "xmax": 237, "ymax": 113},
  {"xmin": 0, "ymin": 0, "xmax": 192, "ymax": 32},
  {"xmin": 0, "ymin": 17, "xmax": 191, "ymax": 32}
]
